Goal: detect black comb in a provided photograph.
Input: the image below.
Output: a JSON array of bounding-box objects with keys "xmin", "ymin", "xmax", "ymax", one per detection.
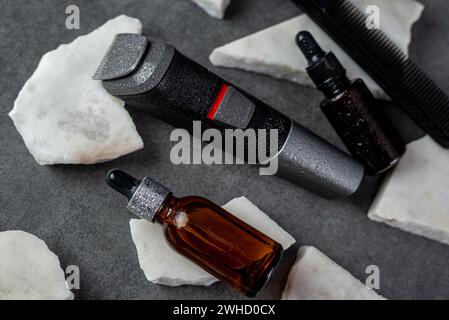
[{"xmin": 291, "ymin": 0, "xmax": 449, "ymax": 148}]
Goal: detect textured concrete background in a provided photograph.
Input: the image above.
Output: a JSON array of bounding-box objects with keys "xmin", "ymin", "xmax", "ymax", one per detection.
[{"xmin": 0, "ymin": 0, "xmax": 448, "ymax": 300}]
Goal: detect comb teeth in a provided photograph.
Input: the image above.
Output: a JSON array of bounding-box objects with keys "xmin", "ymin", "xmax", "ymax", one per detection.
[{"xmin": 292, "ymin": 0, "xmax": 449, "ymax": 147}]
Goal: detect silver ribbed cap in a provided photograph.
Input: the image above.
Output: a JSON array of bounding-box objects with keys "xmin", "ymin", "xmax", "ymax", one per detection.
[{"xmin": 127, "ymin": 177, "xmax": 171, "ymax": 221}]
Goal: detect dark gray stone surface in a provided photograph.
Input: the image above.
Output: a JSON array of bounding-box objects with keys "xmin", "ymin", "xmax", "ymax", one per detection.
[{"xmin": 0, "ymin": 0, "xmax": 448, "ymax": 300}]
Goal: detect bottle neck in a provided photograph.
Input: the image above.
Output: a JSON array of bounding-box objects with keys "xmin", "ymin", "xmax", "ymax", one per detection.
[
  {"xmin": 154, "ymin": 193, "xmax": 178, "ymax": 224},
  {"xmin": 319, "ymin": 76, "xmax": 351, "ymax": 99}
]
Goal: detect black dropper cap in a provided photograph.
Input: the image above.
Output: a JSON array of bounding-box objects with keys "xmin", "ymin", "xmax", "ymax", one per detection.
[
  {"xmin": 296, "ymin": 31, "xmax": 349, "ymax": 97},
  {"xmin": 296, "ymin": 31, "xmax": 326, "ymax": 64},
  {"xmin": 106, "ymin": 169, "xmax": 141, "ymax": 200}
]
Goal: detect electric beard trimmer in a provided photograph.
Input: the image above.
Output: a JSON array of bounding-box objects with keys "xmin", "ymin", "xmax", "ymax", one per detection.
[{"xmin": 93, "ymin": 34, "xmax": 364, "ymax": 199}]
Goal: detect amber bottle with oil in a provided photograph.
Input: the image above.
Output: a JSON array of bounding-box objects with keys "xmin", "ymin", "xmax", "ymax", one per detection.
[{"xmin": 106, "ymin": 169, "xmax": 283, "ymax": 297}]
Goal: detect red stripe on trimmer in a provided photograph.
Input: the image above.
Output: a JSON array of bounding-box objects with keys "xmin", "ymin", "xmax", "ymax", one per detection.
[{"xmin": 207, "ymin": 84, "xmax": 229, "ymax": 120}]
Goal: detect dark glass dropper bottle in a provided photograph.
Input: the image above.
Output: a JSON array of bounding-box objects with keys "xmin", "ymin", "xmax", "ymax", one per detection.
[
  {"xmin": 296, "ymin": 31, "xmax": 406, "ymax": 175},
  {"xmin": 106, "ymin": 169, "xmax": 283, "ymax": 297}
]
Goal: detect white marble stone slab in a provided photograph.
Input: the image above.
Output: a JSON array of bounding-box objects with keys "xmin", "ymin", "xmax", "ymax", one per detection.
[
  {"xmin": 9, "ymin": 15, "xmax": 144, "ymax": 165},
  {"xmin": 210, "ymin": 0, "xmax": 424, "ymax": 100},
  {"xmin": 0, "ymin": 230, "xmax": 73, "ymax": 300},
  {"xmin": 368, "ymin": 136, "xmax": 449, "ymax": 245},
  {"xmin": 282, "ymin": 246, "xmax": 385, "ymax": 300},
  {"xmin": 190, "ymin": 0, "xmax": 230, "ymax": 19}
]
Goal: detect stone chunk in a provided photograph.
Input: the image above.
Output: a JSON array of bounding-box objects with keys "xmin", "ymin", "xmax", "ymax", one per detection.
[
  {"xmin": 9, "ymin": 15, "xmax": 144, "ymax": 165},
  {"xmin": 191, "ymin": 0, "xmax": 230, "ymax": 19},
  {"xmin": 0, "ymin": 230, "xmax": 73, "ymax": 300},
  {"xmin": 282, "ymin": 246, "xmax": 385, "ymax": 300},
  {"xmin": 368, "ymin": 136, "xmax": 449, "ymax": 245}
]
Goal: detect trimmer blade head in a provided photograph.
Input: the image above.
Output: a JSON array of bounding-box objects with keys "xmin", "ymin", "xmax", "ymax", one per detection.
[{"xmin": 93, "ymin": 33, "xmax": 148, "ymax": 81}]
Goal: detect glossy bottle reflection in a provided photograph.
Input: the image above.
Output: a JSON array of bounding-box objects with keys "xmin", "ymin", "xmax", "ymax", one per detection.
[{"xmin": 106, "ymin": 170, "xmax": 283, "ymax": 297}]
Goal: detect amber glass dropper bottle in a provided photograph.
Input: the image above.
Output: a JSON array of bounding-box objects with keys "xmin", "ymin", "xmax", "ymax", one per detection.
[
  {"xmin": 296, "ymin": 31, "xmax": 406, "ymax": 175},
  {"xmin": 106, "ymin": 169, "xmax": 283, "ymax": 297}
]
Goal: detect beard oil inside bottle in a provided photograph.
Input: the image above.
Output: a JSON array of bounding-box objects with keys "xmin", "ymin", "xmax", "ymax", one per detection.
[{"xmin": 156, "ymin": 195, "xmax": 283, "ymax": 297}]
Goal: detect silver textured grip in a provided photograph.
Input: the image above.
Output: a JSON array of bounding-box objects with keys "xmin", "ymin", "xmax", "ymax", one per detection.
[
  {"xmin": 276, "ymin": 123, "xmax": 364, "ymax": 198},
  {"xmin": 127, "ymin": 177, "xmax": 170, "ymax": 221}
]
